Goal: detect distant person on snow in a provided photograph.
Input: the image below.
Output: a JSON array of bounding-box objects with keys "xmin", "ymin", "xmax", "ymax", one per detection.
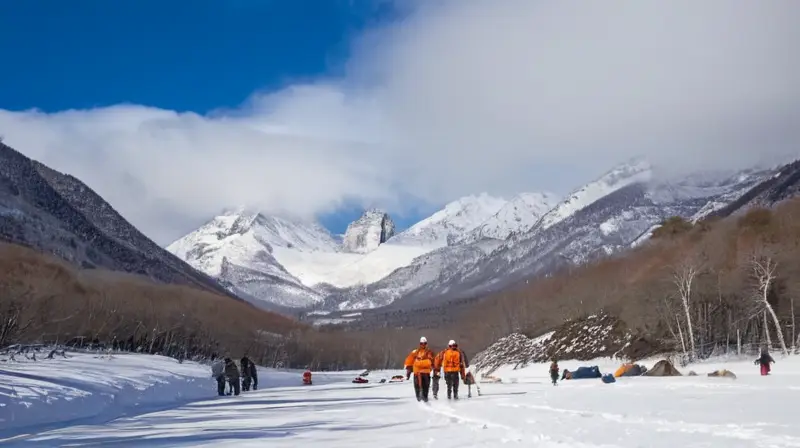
[
  {"xmin": 224, "ymin": 357, "xmax": 241, "ymax": 396},
  {"xmin": 441, "ymin": 340, "xmax": 467, "ymax": 400},
  {"xmin": 755, "ymin": 349, "xmax": 775, "ymax": 376},
  {"xmin": 549, "ymin": 359, "xmax": 559, "ymax": 386},
  {"xmin": 211, "ymin": 358, "xmax": 226, "ymax": 396},
  {"xmin": 249, "ymin": 359, "xmax": 258, "ymax": 390},
  {"xmin": 241, "ymin": 356, "xmax": 258, "ymax": 391},
  {"xmin": 404, "ymin": 336, "xmax": 435, "ymax": 402}
]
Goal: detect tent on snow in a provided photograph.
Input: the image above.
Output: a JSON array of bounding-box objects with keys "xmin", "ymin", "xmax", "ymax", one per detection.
[
  {"xmin": 562, "ymin": 366, "xmax": 602, "ymax": 380},
  {"xmin": 614, "ymin": 363, "xmax": 647, "ymax": 377},
  {"xmin": 642, "ymin": 360, "xmax": 682, "ymax": 376}
]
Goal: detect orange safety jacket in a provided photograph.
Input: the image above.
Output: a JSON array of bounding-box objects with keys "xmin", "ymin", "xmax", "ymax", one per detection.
[
  {"xmin": 433, "ymin": 350, "xmax": 446, "ymax": 375},
  {"xmin": 404, "ymin": 345, "xmax": 434, "ymax": 374},
  {"xmin": 442, "ymin": 348, "xmax": 466, "ymax": 374}
]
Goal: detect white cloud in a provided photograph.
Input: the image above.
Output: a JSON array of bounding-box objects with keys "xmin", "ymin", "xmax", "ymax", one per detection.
[{"xmin": 2, "ymin": 0, "xmax": 798, "ymax": 245}]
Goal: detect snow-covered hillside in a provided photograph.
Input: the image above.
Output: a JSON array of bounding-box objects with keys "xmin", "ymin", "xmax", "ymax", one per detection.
[
  {"xmin": 385, "ymin": 162, "xmax": 776, "ymax": 310},
  {"xmin": 0, "ymin": 350, "xmax": 357, "ymax": 443},
  {"xmin": 168, "ymin": 158, "xmax": 791, "ymax": 312},
  {"xmin": 455, "ymin": 192, "xmax": 560, "ymax": 244},
  {"xmin": 536, "ymin": 159, "xmax": 652, "ymax": 232},
  {"xmin": 167, "ymin": 195, "xmax": 516, "ymax": 308},
  {"xmin": 6, "ymin": 351, "xmax": 800, "ymax": 447},
  {"xmin": 391, "ymin": 193, "xmax": 507, "ymax": 247}
]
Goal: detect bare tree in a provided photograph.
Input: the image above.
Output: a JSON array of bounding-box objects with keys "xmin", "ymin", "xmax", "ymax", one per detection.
[
  {"xmin": 750, "ymin": 253, "xmax": 789, "ymax": 356},
  {"xmin": 673, "ymin": 261, "xmax": 699, "ymax": 359},
  {"xmin": 791, "ymin": 297, "xmax": 796, "ymax": 352}
]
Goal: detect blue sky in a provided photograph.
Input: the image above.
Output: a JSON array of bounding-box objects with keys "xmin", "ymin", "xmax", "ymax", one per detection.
[{"xmin": 0, "ymin": 0, "xmax": 425, "ymax": 233}]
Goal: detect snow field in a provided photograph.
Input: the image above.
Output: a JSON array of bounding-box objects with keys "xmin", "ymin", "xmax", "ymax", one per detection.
[
  {"xmin": 0, "ymin": 351, "xmax": 356, "ymax": 443},
  {"xmin": 3, "ymin": 354, "xmax": 799, "ymax": 447}
]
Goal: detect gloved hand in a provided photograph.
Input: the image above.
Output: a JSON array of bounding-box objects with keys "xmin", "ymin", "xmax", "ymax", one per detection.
[{"xmin": 406, "ymin": 372, "xmax": 411, "ymax": 380}]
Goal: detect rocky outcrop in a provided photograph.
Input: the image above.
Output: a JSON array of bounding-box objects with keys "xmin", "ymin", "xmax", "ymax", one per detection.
[
  {"xmin": 472, "ymin": 313, "xmax": 642, "ymax": 375},
  {"xmin": 341, "ymin": 209, "xmax": 396, "ymax": 254}
]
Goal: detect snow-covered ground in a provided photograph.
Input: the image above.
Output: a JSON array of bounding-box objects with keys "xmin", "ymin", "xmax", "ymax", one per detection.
[{"xmin": 2, "ymin": 353, "xmax": 799, "ymax": 447}]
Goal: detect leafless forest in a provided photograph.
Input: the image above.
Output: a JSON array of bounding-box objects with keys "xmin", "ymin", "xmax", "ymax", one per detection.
[
  {"xmin": 3, "ymin": 198, "xmax": 800, "ymax": 370},
  {"xmin": 455, "ymin": 199, "xmax": 800, "ymax": 361}
]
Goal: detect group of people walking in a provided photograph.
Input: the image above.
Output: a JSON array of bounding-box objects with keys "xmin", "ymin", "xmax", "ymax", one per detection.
[
  {"xmin": 211, "ymin": 356, "xmax": 258, "ymax": 396},
  {"xmin": 404, "ymin": 336, "xmax": 475, "ymax": 402}
]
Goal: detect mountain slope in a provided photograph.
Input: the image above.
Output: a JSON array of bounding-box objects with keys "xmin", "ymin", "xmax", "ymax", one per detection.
[
  {"xmin": 455, "ymin": 192, "xmax": 560, "ymax": 244},
  {"xmin": 168, "ymin": 193, "xmax": 514, "ymax": 309},
  {"xmin": 0, "ymin": 142, "xmax": 234, "ymax": 297},
  {"xmin": 383, "ymin": 162, "xmax": 777, "ymax": 310},
  {"xmin": 166, "ymin": 210, "xmax": 343, "ymax": 307},
  {"xmin": 391, "ymin": 193, "xmax": 508, "ymax": 247}
]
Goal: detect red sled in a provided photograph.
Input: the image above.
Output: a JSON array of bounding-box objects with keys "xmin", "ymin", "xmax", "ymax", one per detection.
[{"xmin": 352, "ymin": 377, "xmax": 369, "ymax": 384}]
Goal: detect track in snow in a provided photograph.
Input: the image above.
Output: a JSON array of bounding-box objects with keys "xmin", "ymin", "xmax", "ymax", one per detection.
[{"xmin": 4, "ymin": 357, "xmax": 800, "ymax": 447}]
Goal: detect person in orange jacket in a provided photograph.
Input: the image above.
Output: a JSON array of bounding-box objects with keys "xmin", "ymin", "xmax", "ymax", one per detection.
[
  {"xmin": 441, "ymin": 340, "xmax": 467, "ymax": 400},
  {"xmin": 432, "ymin": 348, "xmax": 445, "ymax": 399},
  {"xmin": 404, "ymin": 336, "xmax": 435, "ymax": 402}
]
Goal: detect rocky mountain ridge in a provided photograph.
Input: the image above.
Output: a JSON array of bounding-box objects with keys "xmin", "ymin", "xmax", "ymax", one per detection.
[
  {"xmin": 341, "ymin": 209, "xmax": 396, "ymax": 254},
  {"xmin": 322, "ymin": 161, "xmax": 787, "ymax": 312},
  {"xmin": 0, "ymin": 142, "xmax": 234, "ymax": 298}
]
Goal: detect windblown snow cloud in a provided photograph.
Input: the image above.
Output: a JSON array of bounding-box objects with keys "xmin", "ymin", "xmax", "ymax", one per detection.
[{"xmin": 1, "ymin": 0, "xmax": 798, "ymax": 244}]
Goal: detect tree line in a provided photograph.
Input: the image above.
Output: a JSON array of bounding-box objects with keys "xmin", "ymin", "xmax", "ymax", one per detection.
[
  {"xmin": 4, "ymin": 198, "xmax": 799, "ymax": 371},
  {"xmin": 450, "ymin": 199, "xmax": 800, "ymax": 362}
]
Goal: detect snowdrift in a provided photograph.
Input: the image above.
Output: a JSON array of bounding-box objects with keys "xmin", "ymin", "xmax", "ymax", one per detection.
[
  {"xmin": 0, "ymin": 352, "xmax": 213, "ymax": 438},
  {"xmin": 0, "ymin": 351, "xmax": 326, "ymax": 440}
]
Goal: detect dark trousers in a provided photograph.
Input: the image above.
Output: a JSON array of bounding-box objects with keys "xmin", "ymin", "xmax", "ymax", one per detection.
[
  {"xmin": 228, "ymin": 377, "xmax": 241, "ymax": 396},
  {"xmin": 445, "ymin": 372, "xmax": 460, "ymax": 398},
  {"xmin": 252, "ymin": 375, "xmax": 258, "ymax": 390},
  {"xmin": 550, "ymin": 371, "xmax": 559, "ymax": 385},
  {"xmin": 242, "ymin": 376, "xmax": 252, "ymax": 391},
  {"xmin": 216, "ymin": 375, "xmax": 226, "ymax": 396},
  {"xmin": 413, "ymin": 373, "xmax": 431, "ymax": 401},
  {"xmin": 432, "ymin": 375, "xmax": 440, "ymax": 398}
]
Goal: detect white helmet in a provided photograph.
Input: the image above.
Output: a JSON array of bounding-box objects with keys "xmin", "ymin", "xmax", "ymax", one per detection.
[
  {"xmin": 449, "ymin": 339, "xmax": 456, "ymax": 346},
  {"xmin": 420, "ymin": 336, "xmax": 428, "ymax": 343}
]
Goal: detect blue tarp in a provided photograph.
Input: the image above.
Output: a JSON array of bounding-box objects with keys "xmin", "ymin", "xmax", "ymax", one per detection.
[{"xmin": 601, "ymin": 373, "xmax": 616, "ymax": 384}]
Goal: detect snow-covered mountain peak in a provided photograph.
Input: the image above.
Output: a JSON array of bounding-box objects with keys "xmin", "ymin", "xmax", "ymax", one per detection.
[
  {"xmin": 166, "ymin": 210, "xmax": 341, "ymax": 273},
  {"xmin": 391, "ymin": 193, "xmax": 508, "ymax": 247},
  {"xmin": 456, "ymin": 191, "xmax": 561, "ymax": 244},
  {"xmin": 536, "ymin": 160, "xmax": 653, "ymax": 231},
  {"xmin": 341, "ymin": 209, "xmax": 396, "ymax": 254}
]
